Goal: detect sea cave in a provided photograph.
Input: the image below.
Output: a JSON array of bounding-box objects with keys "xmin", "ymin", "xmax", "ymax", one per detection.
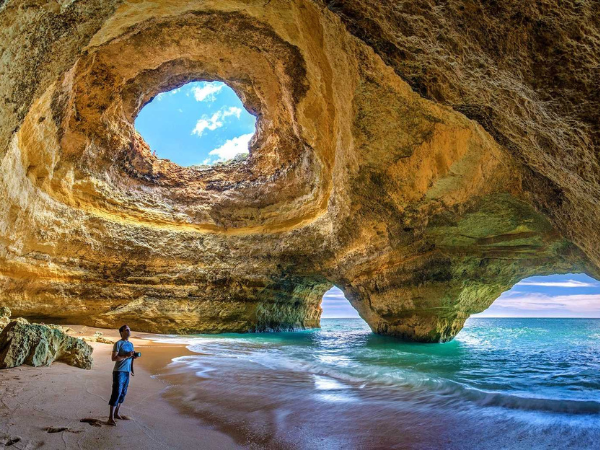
[
  {"xmin": 1, "ymin": 0, "xmax": 599, "ymax": 344},
  {"xmin": 2, "ymin": 1, "xmax": 600, "ymax": 448}
]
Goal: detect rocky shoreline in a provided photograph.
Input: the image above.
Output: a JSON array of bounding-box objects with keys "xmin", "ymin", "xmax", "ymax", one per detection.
[{"xmin": 0, "ymin": 307, "xmax": 92, "ymax": 369}]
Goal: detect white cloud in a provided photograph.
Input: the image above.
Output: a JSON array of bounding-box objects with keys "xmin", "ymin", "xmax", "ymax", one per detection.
[
  {"xmin": 204, "ymin": 133, "xmax": 253, "ymax": 163},
  {"xmin": 191, "ymin": 107, "xmax": 243, "ymax": 137},
  {"xmin": 191, "ymin": 112, "xmax": 223, "ymax": 136},
  {"xmin": 516, "ymin": 280, "xmax": 597, "ymax": 288},
  {"xmin": 223, "ymin": 106, "xmax": 242, "ymax": 119},
  {"xmin": 475, "ymin": 292, "xmax": 600, "ymax": 317},
  {"xmin": 320, "ymin": 287, "xmax": 361, "ymax": 318},
  {"xmin": 155, "ymin": 87, "xmax": 181, "ymax": 101},
  {"xmin": 323, "ymin": 288, "xmax": 345, "ymax": 296},
  {"xmin": 191, "ymin": 83, "xmax": 224, "ymax": 102}
]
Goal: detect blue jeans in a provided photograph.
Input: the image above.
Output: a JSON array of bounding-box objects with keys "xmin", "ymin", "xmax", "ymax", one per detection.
[{"xmin": 109, "ymin": 371, "xmax": 130, "ymax": 406}]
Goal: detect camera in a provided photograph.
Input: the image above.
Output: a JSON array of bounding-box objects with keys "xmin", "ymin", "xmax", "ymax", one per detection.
[{"xmin": 133, "ymin": 352, "xmax": 141, "ymax": 358}]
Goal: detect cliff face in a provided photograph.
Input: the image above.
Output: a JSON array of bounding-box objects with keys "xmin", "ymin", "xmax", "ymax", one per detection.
[{"xmin": 0, "ymin": 0, "xmax": 598, "ymax": 342}]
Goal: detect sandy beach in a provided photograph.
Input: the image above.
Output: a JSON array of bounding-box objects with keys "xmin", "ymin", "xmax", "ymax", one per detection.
[
  {"xmin": 0, "ymin": 326, "xmax": 240, "ymax": 450},
  {"xmin": 3, "ymin": 320, "xmax": 600, "ymax": 450}
]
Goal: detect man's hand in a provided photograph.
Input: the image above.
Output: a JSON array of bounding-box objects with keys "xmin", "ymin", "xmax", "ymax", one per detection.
[{"xmin": 112, "ymin": 351, "xmax": 135, "ymax": 362}]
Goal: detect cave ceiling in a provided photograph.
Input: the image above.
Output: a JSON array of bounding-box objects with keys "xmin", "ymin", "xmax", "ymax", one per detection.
[{"xmin": 0, "ymin": 0, "xmax": 598, "ymax": 342}]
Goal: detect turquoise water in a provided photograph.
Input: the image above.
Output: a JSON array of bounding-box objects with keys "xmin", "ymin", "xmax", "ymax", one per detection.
[{"xmin": 155, "ymin": 318, "xmax": 600, "ymax": 448}]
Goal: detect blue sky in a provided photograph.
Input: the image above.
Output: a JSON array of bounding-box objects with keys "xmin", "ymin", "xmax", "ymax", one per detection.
[
  {"xmin": 473, "ymin": 273, "xmax": 600, "ymax": 318},
  {"xmin": 135, "ymin": 81, "xmax": 256, "ymax": 166},
  {"xmin": 322, "ymin": 274, "xmax": 600, "ymax": 319},
  {"xmin": 321, "ymin": 287, "xmax": 361, "ymax": 318}
]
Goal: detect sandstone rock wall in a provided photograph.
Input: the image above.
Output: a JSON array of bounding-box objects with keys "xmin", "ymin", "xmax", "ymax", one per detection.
[
  {"xmin": 321, "ymin": 0, "xmax": 600, "ymax": 267},
  {"xmin": 0, "ymin": 0, "xmax": 598, "ymax": 341}
]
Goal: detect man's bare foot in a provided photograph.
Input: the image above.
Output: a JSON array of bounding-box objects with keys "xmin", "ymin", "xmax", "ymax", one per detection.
[
  {"xmin": 115, "ymin": 414, "xmax": 131, "ymax": 420},
  {"xmin": 107, "ymin": 419, "xmax": 117, "ymax": 426}
]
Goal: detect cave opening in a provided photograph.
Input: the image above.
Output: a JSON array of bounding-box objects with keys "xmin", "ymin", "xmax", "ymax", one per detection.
[
  {"xmin": 320, "ymin": 286, "xmax": 365, "ymax": 322},
  {"xmin": 134, "ymin": 81, "xmax": 256, "ymax": 167},
  {"xmin": 471, "ymin": 273, "xmax": 600, "ymax": 318}
]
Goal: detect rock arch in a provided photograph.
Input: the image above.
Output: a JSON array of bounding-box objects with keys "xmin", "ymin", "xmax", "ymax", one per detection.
[{"xmin": 0, "ymin": 0, "xmax": 598, "ymax": 342}]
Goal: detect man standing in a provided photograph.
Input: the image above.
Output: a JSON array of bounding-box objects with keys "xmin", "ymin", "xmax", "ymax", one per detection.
[{"xmin": 108, "ymin": 324, "xmax": 138, "ymax": 426}]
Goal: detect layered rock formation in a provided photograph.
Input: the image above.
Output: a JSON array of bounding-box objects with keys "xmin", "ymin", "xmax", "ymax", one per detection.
[{"xmin": 0, "ymin": 0, "xmax": 598, "ymax": 342}]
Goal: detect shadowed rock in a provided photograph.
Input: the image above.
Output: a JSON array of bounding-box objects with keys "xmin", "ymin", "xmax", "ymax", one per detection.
[{"xmin": 0, "ymin": 321, "xmax": 93, "ymax": 369}]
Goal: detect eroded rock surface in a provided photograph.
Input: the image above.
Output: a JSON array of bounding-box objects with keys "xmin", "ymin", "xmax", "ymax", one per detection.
[
  {"xmin": 0, "ymin": 0, "xmax": 598, "ymax": 342},
  {"xmin": 0, "ymin": 307, "xmax": 10, "ymax": 331},
  {"xmin": 0, "ymin": 321, "xmax": 93, "ymax": 369}
]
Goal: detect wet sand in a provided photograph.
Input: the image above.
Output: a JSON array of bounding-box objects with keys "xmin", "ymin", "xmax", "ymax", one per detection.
[
  {"xmin": 139, "ymin": 325, "xmax": 600, "ymax": 450},
  {"xmin": 0, "ymin": 326, "xmax": 239, "ymax": 449}
]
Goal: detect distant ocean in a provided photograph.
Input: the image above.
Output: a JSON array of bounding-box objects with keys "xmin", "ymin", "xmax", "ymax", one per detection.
[{"xmin": 152, "ymin": 318, "xmax": 600, "ymax": 449}]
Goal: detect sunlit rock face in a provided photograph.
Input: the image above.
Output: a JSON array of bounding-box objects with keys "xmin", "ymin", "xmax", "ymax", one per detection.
[{"xmin": 0, "ymin": 0, "xmax": 598, "ymax": 342}]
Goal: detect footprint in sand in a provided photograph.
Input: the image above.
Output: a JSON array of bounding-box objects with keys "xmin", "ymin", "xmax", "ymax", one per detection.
[
  {"xmin": 44, "ymin": 427, "xmax": 82, "ymax": 434},
  {"xmin": 3, "ymin": 436, "xmax": 21, "ymax": 447},
  {"xmin": 80, "ymin": 418, "xmax": 104, "ymax": 427}
]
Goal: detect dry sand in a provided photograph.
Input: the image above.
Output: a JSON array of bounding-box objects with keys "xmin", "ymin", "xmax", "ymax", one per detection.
[{"xmin": 0, "ymin": 326, "xmax": 241, "ymax": 449}]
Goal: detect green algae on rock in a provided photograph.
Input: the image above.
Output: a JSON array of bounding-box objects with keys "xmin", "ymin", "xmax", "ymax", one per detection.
[{"xmin": 0, "ymin": 321, "xmax": 93, "ymax": 370}]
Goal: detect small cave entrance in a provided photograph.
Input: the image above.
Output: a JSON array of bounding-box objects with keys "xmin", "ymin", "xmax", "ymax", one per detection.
[
  {"xmin": 320, "ymin": 286, "xmax": 366, "ymax": 322},
  {"xmin": 472, "ymin": 273, "xmax": 600, "ymax": 318},
  {"xmin": 134, "ymin": 81, "xmax": 256, "ymax": 167}
]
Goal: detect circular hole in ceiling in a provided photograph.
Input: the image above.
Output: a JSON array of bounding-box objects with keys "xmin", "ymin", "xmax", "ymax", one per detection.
[{"xmin": 134, "ymin": 81, "xmax": 256, "ymax": 167}]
